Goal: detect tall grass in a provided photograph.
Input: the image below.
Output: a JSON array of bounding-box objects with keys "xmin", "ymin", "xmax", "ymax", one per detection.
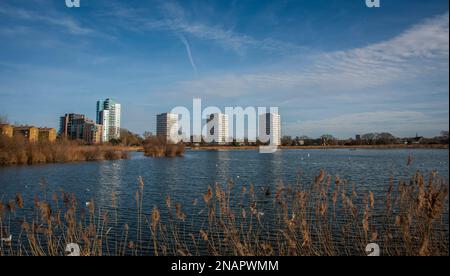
[
  {"xmin": 0, "ymin": 135, "xmax": 128, "ymax": 166},
  {"xmin": 143, "ymin": 136, "xmax": 185, "ymax": 158},
  {"xmin": 0, "ymin": 170, "xmax": 448, "ymax": 256}
]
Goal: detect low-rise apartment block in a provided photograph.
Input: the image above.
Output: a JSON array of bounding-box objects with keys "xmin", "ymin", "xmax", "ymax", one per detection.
[
  {"xmin": 38, "ymin": 128, "xmax": 57, "ymax": 142},
  {"xmin": 0, "ymin": 124, "xmax": 13, "ymax": 138},
  {"xmin": 83, "ymin": 120, "xmax": 103, "ymax": 144},
  {"xmin": 13, "ymin": 126, "xmax": 39, "ymax": 142}
]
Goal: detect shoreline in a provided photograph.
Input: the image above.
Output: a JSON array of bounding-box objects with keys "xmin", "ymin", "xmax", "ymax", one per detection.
[
  {"xmin": 188, "ymin": 144, "xmax": 449, "ymax": 151},
  {"xmin": 1, "ymin": 144, "xmax": 447, "ymax": 167}
]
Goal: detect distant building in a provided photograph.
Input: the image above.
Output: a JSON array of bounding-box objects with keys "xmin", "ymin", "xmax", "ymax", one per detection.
[
  {"xmin": 356, "ymin": 134, "xmax": 361, "ymax": 141},
  {"xmin": 83, "ymin": 120, "xmax": 103, "ymax": 144},
  {"xmin": 413, "ymin": 134, "xmax": 424, "ymax": 144},
  {"xmin": 206, "ymin": 113, "xmax": 229, "ymax": 145},
  {"xmin": 96, "ymin": 99, "xmax": 121, "ymax": 142},
  {"xmin": 13, "ymin": 126, "xmax": 39, "ymax": 142},
  {"xmin": 156, "ymin": 113, "xmax": 179, "ymax": 143},
  {"xmin": 98, "ymin": 109, "xmax": 110, "ymax": 142},
  {"xmin": 259, "ymin": 113, "xmax": 281, "ymax": 146},
  {"xmin": 60, "ymin": 113, "xmax": 104, "ymax": 144},
  {"xmin": 0, "ymin": 124, "xmax": 13, "ymax": 138},
  {"xmin": 59, "ymin": 113, "xmax": 87, "ymax": 140},
  {"xmin": 38, "ymin": 128, "xmax": 57, "ymax": 142}
]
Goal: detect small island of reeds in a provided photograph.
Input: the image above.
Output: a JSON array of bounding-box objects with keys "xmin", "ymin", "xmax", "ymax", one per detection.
[{"xmin": 143, "ymin": 136, "xmax": 185, "ymax": 157}]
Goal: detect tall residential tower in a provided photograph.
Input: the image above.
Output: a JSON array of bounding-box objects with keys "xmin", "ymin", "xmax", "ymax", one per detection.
[
  {"xmin": 206, "ymin": 113, "xmax": 229, "ymax": 144},
  {"xmin": 156, "ymin": 113, "xmax": 179, "ymax": 143},
  {"xmin": 259, "ymin": 113, "xmax": 281, "ymax": 146},
  {"xmin": 96, "ymin": 99, "xmax": 121, "ymax": 142}
]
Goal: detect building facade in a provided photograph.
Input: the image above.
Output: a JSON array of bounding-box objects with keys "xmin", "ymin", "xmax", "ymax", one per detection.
[
  {"xmin": 59, "ymin": 113, "xmax": 87, "ymax": 140},
  {"xmin": 259, "ymin": 113, "xmax": 281, "ymax": 146},
  {"xmin": 13, "ymin": 126, "xmax": 39, "ymax": 142},
  {"xmin": 97, "ymin": 99, "xmax": 121, "ymax": 142},
  {"xmin": 0, "ymin": 124, "xmax": 13, "ymax": 138},
  {"xmin": 206, "ymin": 113, "xmax": 229, "ymax": 144},
  {"xmin": 98, "ymin": 109, "xmax": 110, "ymax": 142},
  {"xmin": 83, "ymin": 121, "xmax": 103, "ymax": 144},
  {"xmin": 38, "ymin": 128, "xmax": 57, "ymax": 142},
  {"xmin": 156, "ymin": 113, "xmax": 179, "ymax": 143},
  {"xmin": 59, "ymin": 113, "xmax": 104, "ymax": 144}
]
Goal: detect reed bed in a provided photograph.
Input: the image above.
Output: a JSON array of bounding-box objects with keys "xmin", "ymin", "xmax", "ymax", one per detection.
[
  {"xmin": 0, "ymin": 170, "xmax": 448, "ymax": 256},
  {"xmin": 0, "ymin": 136, "xmax": 129, "ymax": 166},
  {"xmin": 143, "ymin": 136, "xmax": 185, "ymax": 158}
]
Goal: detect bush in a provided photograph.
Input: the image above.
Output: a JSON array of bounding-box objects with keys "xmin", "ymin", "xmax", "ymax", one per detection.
[{"xmin": 143, "ymin": 136, "xmax": 185, "ymax": 158}]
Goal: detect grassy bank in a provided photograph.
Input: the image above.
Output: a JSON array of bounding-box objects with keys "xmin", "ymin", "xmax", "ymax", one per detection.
[
  {"xmin": 0, "ymin": 169, "xmax": 447, "ymax": 256},
  {"xmin": 0, "ymin": 136, "xmax": 130, "ymax": 166}
]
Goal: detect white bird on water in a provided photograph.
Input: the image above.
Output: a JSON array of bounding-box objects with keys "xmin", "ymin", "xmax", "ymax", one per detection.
[{"xmin": 65, "ymin": 243, "xmax": 81, "ymax": 256}]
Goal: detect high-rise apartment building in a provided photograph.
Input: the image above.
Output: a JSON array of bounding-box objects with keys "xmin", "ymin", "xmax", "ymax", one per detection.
[
  {"xmin": 259, "ymin": 113, "xmax": 281, "ymax": 146},
  {"xmin": 96, "ymin": 99, "xmax": 121, "ymax": 142},
  {"xmin": 206, "ymin": 113, "xmax": 229, "ymax": 145},
  {"xmin": 98, "ymin": 109, "xmax": 110, "ymax": 143},
  {"xmin": 59, "ymin": 113, "xmax": 86, "ymax": 140},
  {"xmin": 156, "ymin": 113, "xmax": 179, "ymax": 143},
  {"xmin": 83, "ymin": 120, "xmax": 103, "ymax": 144}
]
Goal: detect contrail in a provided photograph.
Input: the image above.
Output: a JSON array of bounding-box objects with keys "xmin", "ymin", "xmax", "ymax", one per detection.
[{"xmin": 179, "ymin": 35, "xmax": 198, "ymax": 75}]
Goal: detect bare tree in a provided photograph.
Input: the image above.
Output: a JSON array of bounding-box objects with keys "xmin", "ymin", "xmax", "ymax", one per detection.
[
  {"xmin": 0, "ymin": 114, "xmax": 8, "ymax": 124},
  {"xmin": 143, "ymin": 131, "xmax": 153, "ymax": 139}
]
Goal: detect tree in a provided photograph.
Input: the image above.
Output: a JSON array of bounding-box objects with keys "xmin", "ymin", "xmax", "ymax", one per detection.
[
  {"xmin": 109, "ymin": 138, "xmax": 122, "ymax": 145},
  {"xmin": 292, "ymin": 136, "xmax": 301, "ymax": 146},
  {"xmin": 320, "ymin": 134, "xmax": 336, "ymax": 146},
  {"xmin": 143, "ymin": 131, "xmax": 153, "ymax": 140},
  {"xmin": 361, "ymin": 133, "xmax": 377, "ymax": 144},
  {"xmin": 0, "ymin": 114, "xmax": 8, "ymax": 124},
  {"xmin": 376, "ymin": 132, "xmax": 396, "ymax": 145},
  {"xmin": 281, "ymin": 136, "xmax": 293, "ymax": 146},
  {"xmin": 120, "ymin": 129, "xmax": 144, "ymax": 146}
]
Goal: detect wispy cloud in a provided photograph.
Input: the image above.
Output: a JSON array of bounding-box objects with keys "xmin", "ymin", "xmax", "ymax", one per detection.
[
  {"xmin": 0, "ymin": 2, "xmax": 94, "ymax": 35},
  {"xmin": 165, "ymin": 12, "xmax": 449, "ymax": 137},
  {"xmin": 103, "ymin": 0, "xmax": 301, "ymax": 56},
  {"xmin": 178, "ymin": 34, "xmax": 198, "ymax": 75},
  {"xmin": 175, "ymin": 12, "xmax": 449, "ymax": 98},
  {"xmin": 0, "ymin": 25, "xmax": 31, "ymax": 35}
]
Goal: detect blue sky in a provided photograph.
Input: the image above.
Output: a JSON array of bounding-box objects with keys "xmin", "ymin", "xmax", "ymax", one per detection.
[{"xmin": 0, "ymin": 0, "xmax": 448, "ymax": 138}]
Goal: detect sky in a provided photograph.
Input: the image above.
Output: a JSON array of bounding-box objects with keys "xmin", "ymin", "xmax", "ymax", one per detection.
[{"xmin": 0, "ymin": 0, "xmax": 448, "ymax": 138}]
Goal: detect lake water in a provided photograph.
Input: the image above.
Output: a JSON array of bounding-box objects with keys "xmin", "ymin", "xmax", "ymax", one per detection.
[{"xmin": 0, "ymin": 149, "xmax": 448, "ymax": 255}]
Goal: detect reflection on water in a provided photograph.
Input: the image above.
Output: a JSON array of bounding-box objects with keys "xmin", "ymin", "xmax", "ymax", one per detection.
[
  {"xmin": 97, "ymin": 159, "xmax": 125, "ymax": 208},
  {"xmin": 0, "ymin": 149, "xmax": 448, "ymax": 230},
  {"xmin": 1, "ymin": 149, "xmax": 448, "ymax": 205}
]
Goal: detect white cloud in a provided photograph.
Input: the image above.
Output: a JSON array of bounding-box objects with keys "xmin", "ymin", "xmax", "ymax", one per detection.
[
  {"xmin": 167, "ymin": 12, "xmax": 449, "ymax": 137},
  {"xmin": 175, "ymin": 12, "xmax": 449, "ymax": 98}
]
